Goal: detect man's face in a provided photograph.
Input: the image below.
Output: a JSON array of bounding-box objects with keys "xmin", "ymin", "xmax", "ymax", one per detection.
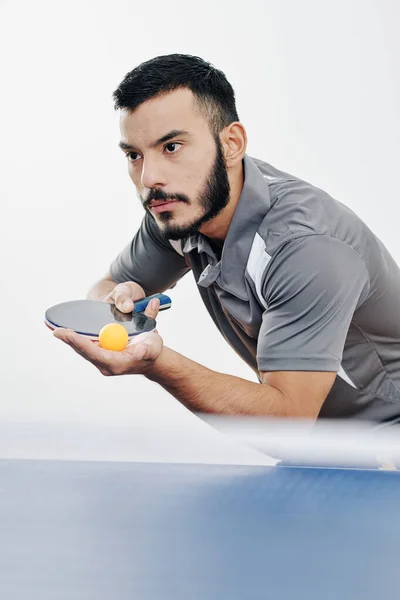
[{"xmin": 119, "ymin": 88, "xmax": 230, "ymax": 240}]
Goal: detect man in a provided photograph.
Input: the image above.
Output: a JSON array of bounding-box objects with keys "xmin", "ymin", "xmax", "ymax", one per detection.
[{"xmin": 55, "ymin": 54, "xmax": 400, "ymax": 423}]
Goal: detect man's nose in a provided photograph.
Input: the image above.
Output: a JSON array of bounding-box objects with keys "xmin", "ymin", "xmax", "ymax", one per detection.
[{"xmin": 140, "ymin": 158, "xmax": 167, "ymax": 190}]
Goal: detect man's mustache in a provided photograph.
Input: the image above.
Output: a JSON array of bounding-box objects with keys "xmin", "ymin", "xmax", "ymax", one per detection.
[{"xmin": 142, "ymin": 189, "xmax": 190, "ymax": 209}]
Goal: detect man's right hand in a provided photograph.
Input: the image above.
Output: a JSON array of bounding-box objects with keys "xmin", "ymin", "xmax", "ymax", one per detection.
[{"xmin": 103, "ymin": 281, "xmax": 146, "ymax": 313}]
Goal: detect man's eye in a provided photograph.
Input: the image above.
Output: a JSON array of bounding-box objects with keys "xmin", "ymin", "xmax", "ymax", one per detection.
[
  {"xmin": 126, "ymin": 152, "xmax": 140, "ymax": 162},
  {"xmin": 164, "ymin": 142, "xmax": 182, "ymax": 154}
]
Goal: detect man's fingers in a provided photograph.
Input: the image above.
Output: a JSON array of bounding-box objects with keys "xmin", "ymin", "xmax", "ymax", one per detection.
[
  {"xmin": 120, "ymin": 298, "xmax": 135, "ymax": 312},
  {"xmin": 53, "ymin": 326, "xmax": 164, "ymax": 376},
  {"xmin": 102, "ymin": 283, "xmax": 160, "ymax": 319},
  {"xmin": 107, "ymin": 282, "xmax": 146, "ymax": 313},
  {"xmin": 104, "ymin": 292, "xmax": 133, "ymax": 312},
  {"xmin": 144, "ymin": 297, "xmax": 160, "ymax": 320},
  {"xmin": 128, "ymin": 330, "xmax": 163, "ymax": 361},
  {"xmin": 103, "ymin": 294, "xmax": 115, "ymax": 305},
  {"xmin": 111, "ymin": 283, "xmax": 135, "ymax": 311},
  {"xmin": 53, "ymin": 328, "xmax": 114, "ymax": 365},
  {"xmin": 53, "ymin": 328, "xmax": 75, "ymax": 343}
]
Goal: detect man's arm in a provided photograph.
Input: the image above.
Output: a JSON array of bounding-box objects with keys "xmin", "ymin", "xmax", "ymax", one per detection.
[
  {"xmin": 144, "ymin": 346, "xmax": 335, "ymax": 419},
  {"xmin": 56, "ymin": 232, "xmax": 368, "ymax": 420},
  {"xmin": 53, "ymin": 318, "xmax": 335, "ymax": 419},
  {"xmin": 84, "ymin": 275, "xmax": 319, "ymax": 418},
  {"xmin": 142, "ymin": 234, "xmax": 369, "ymax": 418}
]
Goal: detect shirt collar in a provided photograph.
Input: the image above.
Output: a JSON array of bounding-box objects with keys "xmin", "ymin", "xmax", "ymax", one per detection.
[{"xmin": 183, "ymin": 154, "xmax": 271, "ymax": 299}]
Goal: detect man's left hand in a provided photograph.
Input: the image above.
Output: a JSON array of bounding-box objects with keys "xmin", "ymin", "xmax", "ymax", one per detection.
[{"xmin": 53, "ymin": 298, "xmax": 163, "ymax": 376}]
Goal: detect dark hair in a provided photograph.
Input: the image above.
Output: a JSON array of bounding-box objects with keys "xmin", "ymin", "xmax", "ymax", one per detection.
[{"xmin": 112, "ymin": 54, "xmax": 239, "ymax": 135}]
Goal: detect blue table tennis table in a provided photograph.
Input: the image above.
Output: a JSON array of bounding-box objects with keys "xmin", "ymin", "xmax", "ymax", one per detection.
[{"xmin": 1, "ymin": 459, "xmax": 400, "ymax": 599}]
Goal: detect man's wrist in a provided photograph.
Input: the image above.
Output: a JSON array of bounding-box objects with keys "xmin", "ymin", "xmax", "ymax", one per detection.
[{"xmin": 142, "ymin": 344, "xmax": 170, "ymax": 381}]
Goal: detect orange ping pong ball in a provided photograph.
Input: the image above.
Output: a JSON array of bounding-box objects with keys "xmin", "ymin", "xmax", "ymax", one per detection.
[{"xmin": 99, "ymin": 323, "xmax": 129, "ymax": 351}]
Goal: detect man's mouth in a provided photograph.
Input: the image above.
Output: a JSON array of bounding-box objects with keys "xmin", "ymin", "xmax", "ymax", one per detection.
[
  {"xmin": 149, "ymin": 199, "xmax": 178, "ymax": 207},
  {"xmin": 148, "ymin": 199, "xmax": 180, "ymax": 213}
]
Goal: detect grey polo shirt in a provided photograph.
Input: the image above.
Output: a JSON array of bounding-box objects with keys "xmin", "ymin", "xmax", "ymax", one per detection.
[{"xmin": 110, "ymin": 154, "xmax": 400, "ymax": 423}]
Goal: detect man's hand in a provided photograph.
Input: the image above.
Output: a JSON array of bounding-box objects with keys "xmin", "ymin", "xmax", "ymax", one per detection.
[
  {"xmin": 53, "ymin": 298, "xmax": 163, "ymax": 377},
  {"xmin": 103, "ymin": 281, "xmax": 147, "ymax": 313}
]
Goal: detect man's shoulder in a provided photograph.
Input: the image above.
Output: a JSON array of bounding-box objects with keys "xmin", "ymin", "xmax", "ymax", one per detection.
[
  {"xmin": 250, "ymin": 157, "xmax": 364, "ymax": 257},
  {"xmin": 250, "ymin": 156, "xmax": 300, "ymax": 184}
]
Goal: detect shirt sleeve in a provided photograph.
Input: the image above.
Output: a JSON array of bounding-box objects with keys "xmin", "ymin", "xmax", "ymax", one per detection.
[
  {"xmin": 257, "ymin": 234, "xmax": 370, "ymax": 372},
  {"xmin": 109, "ymin": 212, "xmax": 191, "ymax": 295}
]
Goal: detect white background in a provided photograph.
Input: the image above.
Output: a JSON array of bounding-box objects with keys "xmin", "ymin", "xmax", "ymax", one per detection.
[{"xmin": 0, "ymin": 0, "xmax": 399, "ymax": 464}]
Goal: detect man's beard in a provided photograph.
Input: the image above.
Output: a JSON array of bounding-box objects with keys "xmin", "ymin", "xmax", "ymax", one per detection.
[{"xmin": 141, "ymin": 137, "xmax": 231, "ymax": 241}]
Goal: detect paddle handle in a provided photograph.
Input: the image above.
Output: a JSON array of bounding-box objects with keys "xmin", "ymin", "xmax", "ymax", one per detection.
[{"xmin": 132, "ymin": 293, "xmax": 172, "ymax": 313}]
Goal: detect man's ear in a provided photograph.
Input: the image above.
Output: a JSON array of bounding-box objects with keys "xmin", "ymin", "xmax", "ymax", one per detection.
[{"xmin": 220, "ymin": 122, "xmax": 247, "ymax": 168}]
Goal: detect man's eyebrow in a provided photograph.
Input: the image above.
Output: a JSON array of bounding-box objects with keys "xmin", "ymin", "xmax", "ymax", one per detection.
[
  {"xmin": 153, "ymin": 129, "xmax": 190, "ymax": 147},
  {"xmin": 118, "ymin": 130, "xmax": 190, "ymax": 152},
  {"xmin": 119, "ymin": 141, "xmax": 135, "ymax": 151}
]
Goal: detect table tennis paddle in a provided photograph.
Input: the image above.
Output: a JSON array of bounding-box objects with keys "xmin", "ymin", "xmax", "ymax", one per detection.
[{"xmin": 45, "ymin": 293, "xmax": 171, "ymax": 341}]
